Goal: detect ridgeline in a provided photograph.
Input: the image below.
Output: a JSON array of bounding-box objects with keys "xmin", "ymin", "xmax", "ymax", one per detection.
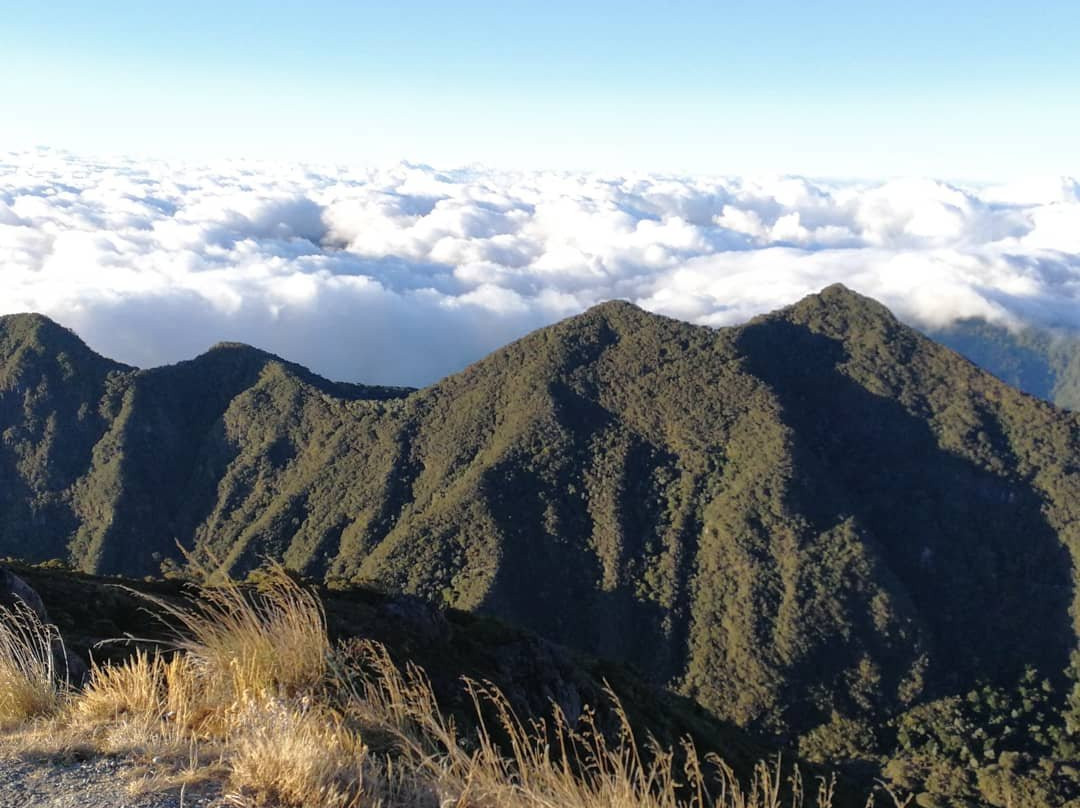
[{"xmin": 1, "ymin": 286, "xmax": 1078, "ymax": 804}]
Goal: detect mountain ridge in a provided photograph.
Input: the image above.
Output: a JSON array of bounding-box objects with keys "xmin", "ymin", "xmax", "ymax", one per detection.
[
  {"xmin": 929, "ymin": 316, "xmax": 1080, "ymax": 411},
  {"xmin": 6, "ymin": 292, "xmax": 1074, "ymax": 412},
  {"xmin": 0, "ymin": 287, "xmax": 1077, "ymax": 753}
]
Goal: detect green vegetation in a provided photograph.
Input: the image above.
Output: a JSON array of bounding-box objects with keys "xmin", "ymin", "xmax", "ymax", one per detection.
[
  {"xmin": 0, "ymin": 285, "xmax": 1078, "ymax": 803},
  {"xmin": 930, "ymin": 317, "xmax": 1080, "ymax": 411}
]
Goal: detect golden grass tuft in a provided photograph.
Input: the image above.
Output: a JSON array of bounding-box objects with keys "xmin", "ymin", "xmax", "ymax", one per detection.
[
  {"xmin": 75, "ymin": 650, "xmax": 171, "ymax": 724},
  {"xmin": 228, "ymin": 697, "xmax": 367, "ymax": 808},
  {"xmin": 70, "ymin": 649, "xmax": 209, "ymax": 754},
  {"xmin": 143, "ymin": 562, "xmax": 329, "ymax": 708},
  {"xmin": 0, "ymin": 602, "xmax": 66, "ymax": 726}
]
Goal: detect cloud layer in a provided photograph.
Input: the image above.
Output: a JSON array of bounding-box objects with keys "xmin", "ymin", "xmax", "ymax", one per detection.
[{"xmin": 2, "ymin": 150, "xmax": 1078, "ymax": 386}]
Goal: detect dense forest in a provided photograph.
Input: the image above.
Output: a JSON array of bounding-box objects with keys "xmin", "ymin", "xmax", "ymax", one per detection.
[
  {"xmin": 931, "ymin": 318, "xmax": 1080, "ymax": 411},
  {"xmin": 1, "ymin": 285, "xmax": 1078, "ymax": 805}
]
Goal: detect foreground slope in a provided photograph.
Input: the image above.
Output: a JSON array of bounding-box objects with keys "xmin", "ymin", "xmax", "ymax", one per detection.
[
  {"xmin": 0, "ymin": 288, "xmax": 1077, "ymax": 744},
  {"xmin": 9, "ymin": 561, "xmax": 760, "ymax": 767}
]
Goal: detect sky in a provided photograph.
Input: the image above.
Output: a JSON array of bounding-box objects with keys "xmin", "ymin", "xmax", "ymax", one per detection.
[
  {"xmin": 3, "ymin": 1, "xmax": 1080, "ymax": 178},
  {"xmin": 1, "ymin": 3, "xmax": 1079, "ymax": 386}
]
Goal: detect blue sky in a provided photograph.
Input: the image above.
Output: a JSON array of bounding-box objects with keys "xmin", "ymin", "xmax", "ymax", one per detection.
[{"xmin": 2, "ymin": 0, "xmax": 1080, "ymax": 178}]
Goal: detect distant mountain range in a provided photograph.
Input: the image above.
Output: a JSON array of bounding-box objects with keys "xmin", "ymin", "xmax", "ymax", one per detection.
[
  {"xmin": 926, "ymin": 318, "xmax": 1080, "ymax": 412},
  {"xmin": 1, "ymin": 286, "xmax": 1077, "ymax": 763}
]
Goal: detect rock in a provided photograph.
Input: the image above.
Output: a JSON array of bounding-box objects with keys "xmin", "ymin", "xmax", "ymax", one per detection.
[
  {"xmin": 379, "ymin": 593, "xmax": 451, "ymax": 645},
  {"xmin": 0, "ymin": 564, "xmax": 49, "ymax": 620},
  {"xmin": 0, "ymin": 564, "xmax": 90, "ymax": 687}
]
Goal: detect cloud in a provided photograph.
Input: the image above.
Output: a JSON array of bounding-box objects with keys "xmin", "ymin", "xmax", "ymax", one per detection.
[{"xmin": 1, "ymin": 149, "xmax": 1078, "ymax": 386}]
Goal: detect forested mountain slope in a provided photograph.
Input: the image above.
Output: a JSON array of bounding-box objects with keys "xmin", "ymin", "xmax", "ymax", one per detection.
[
  {"xmin": 930, "ymin": 317, "xmax": 1080, "ymax": 411},
  {"xmin": 0, "ymin": 286, "xmax": 1077, "ymax": 744}
]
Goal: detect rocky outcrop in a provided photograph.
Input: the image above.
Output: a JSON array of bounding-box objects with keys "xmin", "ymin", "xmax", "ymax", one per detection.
[{"xmin": 0, "ymin": 564, "xmax": 89, "ymax": 686}]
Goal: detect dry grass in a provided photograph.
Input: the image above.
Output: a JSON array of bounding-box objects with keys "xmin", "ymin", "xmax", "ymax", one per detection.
[
  {"xmin": 0, "ymin": 602, "xmax": 66, "ymax": 727},
  {"xmin": 76, "ymin": 650, "xmax": 174, "ymax": 724},
  {"xmin": 70, "ymin": 649, "xmax": 208, "ymax": 757},
  {"xmin": 0, "ymin": 567, "xmax": 908, "ymax": 808},
  {"xmin": 227, "ymin": 697, "xmax": 367, "ymax": 808},
  {"xmin": 338, "ymin": 640, "xmax": 843, "ymax": 808},
  {"xmin": 143, "ymin": 563, "xmax": 329, "ymax": 708}
]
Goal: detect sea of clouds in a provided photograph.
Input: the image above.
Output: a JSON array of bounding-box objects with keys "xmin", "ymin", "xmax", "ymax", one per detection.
[{"xmin": 2, "ymin": 149, "xmax": 1078, "ymax": 386}]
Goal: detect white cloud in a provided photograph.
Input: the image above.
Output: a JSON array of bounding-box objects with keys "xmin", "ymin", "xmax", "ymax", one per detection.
[{"xmin": 1, "ymin": 149, "xmax": 1078, "ymax": 386}]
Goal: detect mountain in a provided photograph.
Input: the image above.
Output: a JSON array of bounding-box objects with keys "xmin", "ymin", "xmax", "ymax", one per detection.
[
  {"xmin": 0, "ymin": 289, "xmax": 1077, "ymax": 757},
  {"xmin": 929, "ymin": 318, "xmax": 1080, "ymax": 411}
]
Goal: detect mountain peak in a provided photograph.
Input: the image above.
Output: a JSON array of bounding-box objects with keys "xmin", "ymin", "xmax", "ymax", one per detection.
[
  {"xmin": 0, "ymin": 312, "xmax": 81, "ymax": 346},
  {"xmin": 190, "ymin": 340, "xmax": 410, "ymax": 402},
  {"xmin": 775, "ymin": 283, "xmax": 902, "ymax": 339},
  {"xmin": 193, "ymin": 341, "xmax": 280, "ymax": 369},
  {"xmin": 582, "ymin": 298, "xmax": 642, "ymax": 315},
  {"xmin": 162, "ymin": 341, "xmax": 293, "ymax": 387},
  {"xmin": 0, "ymin": 312, "xmax": 127, "ymax": 371},
  {"xmin": 0, "ymin": 312, "xmax": 57, "ymax": 327},
  {"xmin": 818, "ymin": 281, "xmax": 859, "ymax": 298},
  {"xmin": 796, "ymin": 283, "xmax": 894, "ymax": 315},
  {"xmin": 573, "ymin": 298, "xmax": 690, "ymax": 335},
  {"xmin": 575, "ymin": 298, "xmax": 652, "ymax": 328},
  {"xmin": 206, "ymin": 340, "xmax": 263, "ymax": 354}
]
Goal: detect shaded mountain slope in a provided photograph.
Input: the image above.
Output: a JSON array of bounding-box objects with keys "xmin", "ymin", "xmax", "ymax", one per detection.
[
  {"xmin": 0, "ymin": 313, "xmax": 411, "ymax": 575},
  {"xmin": 0, "ymin": 314, "xmax": 131, "ymax": 562},
  {"xmin": 0, "ymin": 290, "xmax": 1077, "ymax": 748}
]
